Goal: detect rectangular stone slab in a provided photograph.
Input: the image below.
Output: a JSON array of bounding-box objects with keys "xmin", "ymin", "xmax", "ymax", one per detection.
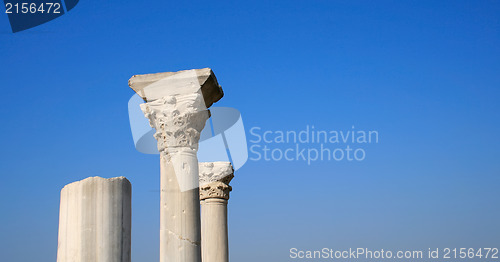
[{"xmin": 128, "ymin": 68, "xmax": 223, "ymax": 108}]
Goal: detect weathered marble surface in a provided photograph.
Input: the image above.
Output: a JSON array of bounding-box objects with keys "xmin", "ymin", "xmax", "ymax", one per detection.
[
  {"xmin": 199, "ymin": 162, "xmax": 234, "ymax": 200},
  {"xmin": 129, "ymin": 68, "xmax": 223, "ymax": 262},
  {"xmin": 199, "ymin": 162, "xmax": 234, "ymax": 262},
  {"xmin": 128, "ymin": 68, "xmax": 223, "ymax": 107},
  {"xmin": 56, "ymin": 176, "xmax": 131, "ymax": 262}
]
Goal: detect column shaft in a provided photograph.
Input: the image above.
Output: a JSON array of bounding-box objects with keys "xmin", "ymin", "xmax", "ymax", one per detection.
[
  {"xmin": 56, "ymin": 176, "xmax": 131, "ymax": 262},
  {"xmin": 160, "ymin": 152, "xmax": 201, "ymax": 262},
  {"xmin": 198, "ymin": 162, "xmax": 234, "ymax": 262},
  {"xmin": 201, "ymin": 198, "xmax": 229, "ymax": 262},
  {"xmin": 128, "ymin": 68, "xmax": 224, "ymax": 262}
]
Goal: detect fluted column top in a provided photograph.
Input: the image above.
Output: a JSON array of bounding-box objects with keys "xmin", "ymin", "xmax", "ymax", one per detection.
[{"xmin": 199, "ymin": 162, "xmax": 234, "ymax": 200}]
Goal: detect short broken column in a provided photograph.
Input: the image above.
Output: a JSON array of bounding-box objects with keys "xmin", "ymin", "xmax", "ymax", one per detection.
[
  {"xmin": 56, "ymin": 176, "xmax": 132, "ymax": 262},
  {"xmin": 199, "ymin": 162, "xmax": 234, "ymax": 262},
  {"xmin": 128, "ymin": 68, "xmax": 223, "ymax": 262}
]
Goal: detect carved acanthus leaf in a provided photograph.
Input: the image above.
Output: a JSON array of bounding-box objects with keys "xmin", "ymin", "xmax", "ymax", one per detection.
[{"xmin": 141, "ymin": 94, "xmax": 209, "ymax": 153}]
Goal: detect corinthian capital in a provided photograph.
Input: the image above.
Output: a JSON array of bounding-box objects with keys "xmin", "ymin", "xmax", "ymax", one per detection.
[
  {"xmin": 140, "ymin": 95, "xmax": 209, "ymax": 152},
  {"xmin": 128, "ymin": 68, "xmax": 224, "ymax": 154},
  {"xmin": 199, "ymin": 162, "xmax": 234, "ymax": 200}
]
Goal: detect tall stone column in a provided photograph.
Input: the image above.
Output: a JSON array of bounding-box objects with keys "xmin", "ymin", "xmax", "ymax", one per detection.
[
  {"xmin": 199, "ymin": 162, "xmax": 234, "ymax": 262},
  {"xmin": 128, "ymin": 68, "xmax": 223, "ymax": 262},
  {"xmin": 56, "ymin": 176, "xmax": 132, "ymax": 262}
]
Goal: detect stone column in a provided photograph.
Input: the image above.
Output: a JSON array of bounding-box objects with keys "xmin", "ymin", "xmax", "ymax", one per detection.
[
  {"xmin": 56, "ymin": 176, "xmax": 132, "ymax": 262},
  {"xmin": 199, "ymin": 162, "xmax": 234, "ymax": 262},
  {"xmin": 128, "ymin": 68, "xmax": 223, "ymax": 262}
]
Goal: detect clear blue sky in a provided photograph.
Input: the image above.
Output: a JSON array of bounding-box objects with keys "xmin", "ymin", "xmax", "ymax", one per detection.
[{"xmin": 0, "ymin": 1, "xmax": 499, "ymax": 261}]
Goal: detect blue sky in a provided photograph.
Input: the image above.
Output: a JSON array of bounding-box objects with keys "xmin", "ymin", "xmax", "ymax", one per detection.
[{"xmin": 0, "ymin": 1, "xmax": 499, "ymax": 261}]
